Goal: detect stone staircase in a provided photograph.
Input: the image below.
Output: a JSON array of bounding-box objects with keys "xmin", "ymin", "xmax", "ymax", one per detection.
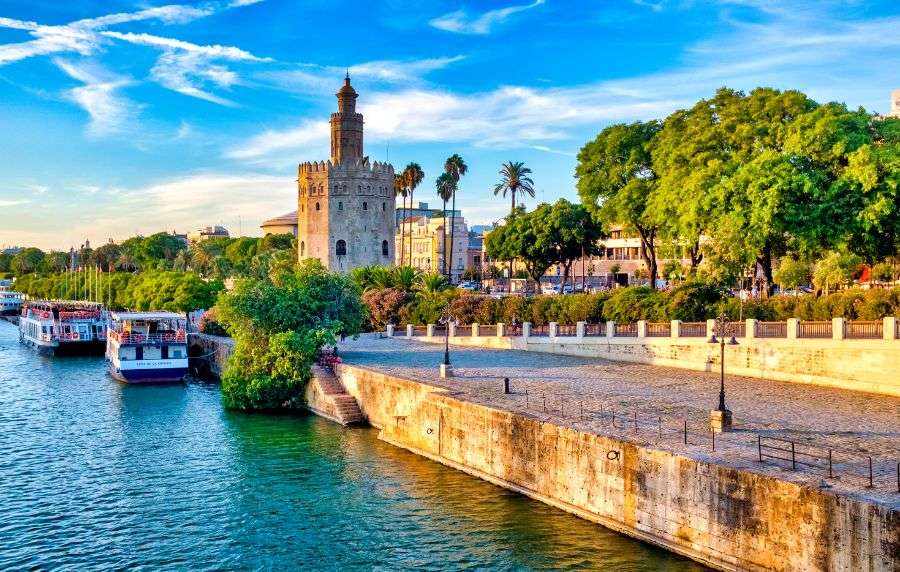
[{"xmin": 308, "ymin": 366, "xmax": 365, "ymax": 426}]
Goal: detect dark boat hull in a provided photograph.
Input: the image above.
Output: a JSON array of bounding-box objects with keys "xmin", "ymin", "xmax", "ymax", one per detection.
[{"xmin": 108, "ymin": 362, "xmax": 187, "ymax": 384}]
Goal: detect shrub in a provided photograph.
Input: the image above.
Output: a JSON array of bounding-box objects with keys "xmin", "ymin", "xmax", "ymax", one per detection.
[
  {"xmin": 198, "ymin": 308, "xmax": 228, "ymax": 336},
  {"xmin": 362, "ymin": 288, "xmax": 409, "ymax": 330}
]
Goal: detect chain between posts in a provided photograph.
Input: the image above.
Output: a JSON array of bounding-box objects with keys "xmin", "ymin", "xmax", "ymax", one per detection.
[{"xmin": 500, "ymin": 377, "xmax": 899, "ymax": 493}]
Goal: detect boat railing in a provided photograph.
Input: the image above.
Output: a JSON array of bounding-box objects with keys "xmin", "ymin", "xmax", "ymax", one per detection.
[{"xmin": 108, "ymin": 330, "xmax": 187, "ymax": 344}]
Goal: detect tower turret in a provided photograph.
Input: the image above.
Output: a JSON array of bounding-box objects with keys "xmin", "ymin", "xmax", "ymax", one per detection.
[{"xmin": 330, "ymin": 74, "xmax": 364, "ymax": 164}]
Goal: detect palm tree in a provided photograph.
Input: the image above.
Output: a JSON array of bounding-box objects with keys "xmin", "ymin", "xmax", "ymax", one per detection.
[
  {"xmin": 392, "ymin": 266, "xmax": 421, "ymax": 291},
  {"xmin": 494, "ymin": 161, "xmax": 534, "ymax": 284},
  {"xmin": 403, "ymin": 162, "xmax": 425, "ymax": 268},
  {"xmin": 494, "ymin": 161, "xmax": 534, "ymax": 216},
  {"xmin": 416, "ymin": 272, "xmax": 450, "ymax": 297},
  {"xmin": 394, "ymin": 173, "xmax": 407, "ymax": 265},
  {"xmin": 435, "ymin": 173, "xmax": 456, "ymax": 278},
  {"xmin": 444, "ymin": 154, "xmax": 467, "ymax": 282}
]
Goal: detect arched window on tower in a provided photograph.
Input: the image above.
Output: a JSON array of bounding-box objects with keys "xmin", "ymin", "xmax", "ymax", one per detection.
[
  {"xmin": 315, "ymin": 202, "xmax": 320, "ymax": 211},
  {"xmin": 382, "ymin": 202, "xmax": 386, "ymax": 211},
  {"xmin": 338, "ymin": 201, "xmax": 343, "ymax": 211},
  {"xmin": 358, "ymin": 185, "xmax": 362, "ymax": 192},
  {"xmin": 382, "ymin": 240, "xmax": 389, "ymax": 257},
  {"xmin": 336, "ymin": 240, "xmax": 347, "ymax": 256},
  {"xmin": 363, "ymin": 202, "xmax": 368, "ymax": 210},
  {"xmin": 300, "ymin": 241, "xmax": 305, "ymax": 256}
]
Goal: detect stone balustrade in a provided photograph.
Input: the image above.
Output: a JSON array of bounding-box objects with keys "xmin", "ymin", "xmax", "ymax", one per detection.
[
  {"xmin": 387, "ymin": 316, "xmax": 900, "ymax": 341},
  {"xmin": 384, "ymin": 316, "xmax": 900, "ymax": 396}
]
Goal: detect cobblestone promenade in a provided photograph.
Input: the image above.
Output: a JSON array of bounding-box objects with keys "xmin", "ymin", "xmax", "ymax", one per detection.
[{"xmin": 339, "ymin": 334, "xmax": 900, "ymax": 506}]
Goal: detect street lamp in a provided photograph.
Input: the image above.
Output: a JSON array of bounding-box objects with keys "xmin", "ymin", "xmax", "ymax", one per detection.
[
  {"xmin": 439, "ymin": 305, "xmax": 457, "ymax": 378},
  {"xmin": 708, "ymin": 312, "xmax": 738, "ymax": 432}
]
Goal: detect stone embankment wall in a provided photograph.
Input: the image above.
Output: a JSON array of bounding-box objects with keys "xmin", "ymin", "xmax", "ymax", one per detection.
[
  {"xmin": 188, "ymin": 333, "xmax": 233, "ymax": 378},
  {"xmin": 335, "ymin": 362, "xmax": 898, "ymax": 572},
  {"xmin": 400, "ymin": 325, "xmax": 900, "ymax": 397}
]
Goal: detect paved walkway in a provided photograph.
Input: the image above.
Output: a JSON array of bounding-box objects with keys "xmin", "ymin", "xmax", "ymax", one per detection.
[{"xmin": 339, "ymin": 334, "xmax": 900, "ymax": 507}]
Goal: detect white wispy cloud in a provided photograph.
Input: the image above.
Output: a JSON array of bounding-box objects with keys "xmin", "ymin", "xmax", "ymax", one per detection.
[
  {"xmin": 260, "ymin": 55, "xmax": 465, "ymax": 97},
  {"xmin": 0, "ymin": 173, "xmax": 294, "ymax": 249},
  {"xmin": 53, "ymin": 58, "xmax": 136, "ymax": 135},
  {"xmin": 228, "ymin": 0, "xmax": 265, "ymax": 6},
  {"xmin": 429, "ymin": 0, "xmax": 545, "ymax": 34},
  {"xmin": 0, "ymin": 3, "xmax": 270, "ymax": 114},
  {"xmin": 228, "ymin": 3, "xmax": 900, "ymax": 166},
  {"xmin": 0, "ymin": 5, "xmax": 214, "ymax": 65},
  {"xmin": 100, "ymin": 30, "xmax": 271, "ymax": 106}
]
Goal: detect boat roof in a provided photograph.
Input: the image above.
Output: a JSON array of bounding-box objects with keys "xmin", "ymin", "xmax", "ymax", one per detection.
[
  {"xmin": 26, "ymin": 300, "xmax": 104, "ymax": 310},
  {"xmin": 111, "ymin": 311, "xmax": 185, "ymax": 321}
]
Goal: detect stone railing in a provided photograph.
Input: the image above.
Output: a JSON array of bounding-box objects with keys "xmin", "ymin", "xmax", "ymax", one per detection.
[{"xmin": 387, "ymin": 317, "xmax": 900, "ymax": 341}]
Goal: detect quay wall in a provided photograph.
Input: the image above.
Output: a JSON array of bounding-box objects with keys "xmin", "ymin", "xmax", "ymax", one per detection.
[
  {"xmin": 409, "ymin": 332, "xmax": 900, "ymax": 397},
  {"xmin": 188, "ymin": 333, "xmax": 233, "ymax": 378},
  {"xmin": 335, "ymin": 362, "xmax": 898, "ymax": 572}
]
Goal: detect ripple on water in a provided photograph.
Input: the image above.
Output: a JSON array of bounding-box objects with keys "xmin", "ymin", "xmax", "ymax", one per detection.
[{"xmin": 0, "ymin": 323, "xmax": 707, "ymax": 571}]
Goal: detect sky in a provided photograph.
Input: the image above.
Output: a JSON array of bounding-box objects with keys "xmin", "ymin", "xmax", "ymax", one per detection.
[{"xmin": 1, "ymin": 0, "xmax": 899, "ymax": 250}]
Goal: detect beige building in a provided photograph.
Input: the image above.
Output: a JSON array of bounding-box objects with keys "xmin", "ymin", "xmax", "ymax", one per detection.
[
  {"xmin": 890, "ymin": 89, "xmax": 900, "ymax": 118},
  {"xmin": 297, "ymin": 75, "xmax": 396, "ymax": 272},
  {"xmin": 260, "ymin": 211, "xmax": 298, "ymax": 237},
  {"xmin": 396, "ymin": 215, "xmax": 468, "ymax": 280},
  {"xmin": 187, "ymin": 225, "xmax": 229, "ymax": 243}
]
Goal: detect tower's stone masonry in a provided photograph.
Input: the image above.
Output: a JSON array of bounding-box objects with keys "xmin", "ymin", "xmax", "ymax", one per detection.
[{"xmin": 297, "ymin": 76, "xmax": 395, "ymax": 271}]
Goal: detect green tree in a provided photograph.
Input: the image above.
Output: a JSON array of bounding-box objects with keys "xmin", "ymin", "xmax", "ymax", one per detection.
[
  {"xmin": 403, "ymin": 163, "xmax": 425, "ymax": 268},
  {"xmin": 435, "ymin": 172, "xmax": 456, "ymax": 278},
  {"xmin": 39, "ymin": 251, "xmax": 69, "ymax": 274},
  {"xmin": 394, "ymin": 173, "xmax": 408, "ymax": 265},
  {"xmin": 485, "ymin": 204, "xmax": 556, "ymax": 288},
  {"xmin": 773, "ymin": 257, "xmax": 811, "ymax": 291},
  {"xmin": 577, "ymin": 121, "xmax": 663, "ymax": 288},
  {"xmin": 10, "ymin": 247, "xmax": 44, "ymax": 275},
  {"xmin": 813, "ymin": 251, "xmax": 862, "ymax": 295},
  {"xmin": 0, "ymin": 252, "xmax": 12, "ymax": 273},
  {"xmin": 444, "ymin": 154, "xmax": 467, "ymax": 282},
  {"xmin": 541, "ymin": 199, "xmax": 605, "ymax": 290},
  {"xmin": 217, "ymin": 259, "xmax": 364, "ymax": 410},
  {"xmin": 94, "ymin": 242, "xmax": 122, "ymax": 271},
  {"xmin": 494, "ymin": 161, "xmax": 535, "ymax": 215}
]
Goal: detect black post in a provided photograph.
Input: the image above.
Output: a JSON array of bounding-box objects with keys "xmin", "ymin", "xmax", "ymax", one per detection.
[
  {"xmin": 443, "ymin": 322, "xmax": 450, "ymax": 366},
  {"xmin": 711, "ymin": 428, "xmax": 715, "ymax": 452},
  {"xmin": 868, "ymin": 457, "xmax": 873, "ymax": 488},
  {"xmin": 718, "ymin": 337, "xmax": 726, "ymax": 411},
  {"xmin": 758, "ymin": 435, "xmax": 762, "ymax": 462},
  {"xmin": 503, "ymin": 377, "xmax": 510, "ymax": 394},
  {"xmin": 791, "ymin": 442, "xmax": 796, "ymax": 470},
  {"xmin": 683, "ymin": 420, "xmax": 688, "ymax": 444},
  {"xmin": 828, "ymin": 449, "xmax": 833, "ymax": 478}
]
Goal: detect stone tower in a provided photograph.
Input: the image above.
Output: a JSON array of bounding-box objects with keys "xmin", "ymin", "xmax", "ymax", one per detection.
[{"xmin": 297, "ymin": 75, "xmax": 396, "ymax": 272}]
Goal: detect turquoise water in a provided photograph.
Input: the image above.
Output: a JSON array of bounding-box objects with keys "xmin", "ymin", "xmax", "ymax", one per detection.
[{"xmin": 0, "ymin": 322, "xmax": 705, "ymax": 571}]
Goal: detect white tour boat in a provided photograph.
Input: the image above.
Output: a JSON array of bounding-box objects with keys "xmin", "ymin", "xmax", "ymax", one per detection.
[
  {"xmin": 0, "ymin": 291, "xmax": 23, "ymax": 315},
  {"xmin": 106, "ymin": 312, "xmax": 188, "ymax": 384},
  {"xmin": 18, "ymin": 300, "xmax": 107, "ymax": 355}
]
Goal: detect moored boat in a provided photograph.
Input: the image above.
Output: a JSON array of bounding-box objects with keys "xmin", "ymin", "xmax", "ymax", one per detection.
[
  {"xmin": 0, "ymin": 291, "xmax": 23, "ymax": 315},
  {"xmin": 106, "ymin": 312, "xmax": 188, "ymax": 384},
  {"xmin": 18, "ymin": 300, "xmax": 107, "ymax": 355}
]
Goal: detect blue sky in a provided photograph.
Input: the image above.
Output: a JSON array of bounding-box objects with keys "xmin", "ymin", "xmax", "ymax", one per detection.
[{"xmin": 1, "ymin": 0, "xmax": 899, "ymax": 249}]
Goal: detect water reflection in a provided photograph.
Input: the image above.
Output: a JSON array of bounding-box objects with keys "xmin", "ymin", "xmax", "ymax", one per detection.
[{"xmin": 0, "ymin": 321, "xmax": 706, "ymax": 571}]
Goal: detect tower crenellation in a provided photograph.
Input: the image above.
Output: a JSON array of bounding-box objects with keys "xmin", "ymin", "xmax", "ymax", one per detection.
[{"xmin": 297, "ymin": 76, "xmax": 396, "ymax": 272}]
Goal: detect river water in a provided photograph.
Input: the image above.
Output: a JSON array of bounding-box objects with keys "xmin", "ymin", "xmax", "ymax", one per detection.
[{"xmin": 0, "ymin": 322, "xmax": 705, "ymax": 571}]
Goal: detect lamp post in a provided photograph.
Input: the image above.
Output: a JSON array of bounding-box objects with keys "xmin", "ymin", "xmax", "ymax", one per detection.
[
  {"xmin": 708, "ymin": 312, "xmax": 738, "ymax": 432},
  {"xmin": 439, "ymin": 305, "xmax": 456, "ymax": 378}
]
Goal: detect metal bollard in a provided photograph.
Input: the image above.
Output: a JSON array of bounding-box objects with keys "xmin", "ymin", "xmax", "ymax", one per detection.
[
  {"xmin": 503, "ymin": 377, "xmax": 510, "ymax": 394},
  {"xmin": 633, "ymin": 412, "xmax": 638, "ymax": 432},
  {"xmin": 658, "ymin": 417, "xmax": 662, "ymax": 440},
  {"xmin": 828, "ymin": 450, "xmax": 833, "ymax": 478},
  {"xmin": 683, "ymin": 421, "xmax": 688, "ymax": 445},
  {"xmin": 868, "ymin": 457, "xmax": 873, "ymax": 488}
]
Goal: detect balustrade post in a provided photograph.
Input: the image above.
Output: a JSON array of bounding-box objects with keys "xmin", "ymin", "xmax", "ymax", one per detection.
[
  {"xmin": 576, "ymin": 321, "xmax": 585, "ymax": 339},
  {"xmin": 472, "ymin": 323, "xmax": 480, "ymax": 338},
  {"xmin": 426, "ymin": 324, "xmax": 435, "ymax": 337},
  {"xmin": 522, "ymin": 322, "xmax": 531, "ymax": 339},
  {"xmin": 637, "ymin": 320, "xmax": 648, "ymax": 338},
  {"xmin": 671, "ymin": 320, "xmax": 681, "ymax": 339},
  {"xmin": 386, "ymin": 324, "xmax": 394, "ymax": 337},
  {"xmin": 786, "ymin": 318, "xmax": 799, "ymax": 339},
  {"xmin": 832, "ymin": 317, "xmax": 845, "ymax": 340},
  {"xmin": 884, "ymin": 317, "xmax": 897, "ymax": 340},
  {"xmin": 606, "ymin": 321, "xmax": 615, "ymax": 338},
  {"xmin": 406, "ymin": 324, "xmax": 413, "ymax": 339},
  {"xmin": 449, "ymin": 322, "xmax": 457, "ymax": 337},
  {"xmin": 496, "ymin": 323, "xmax": 505, "ymax": 337},
  {"xmin": 745, "ymin": 319, "xmax": 757, "ymax": 340},
  {"xmin": 548, "ymin": 321, "xmax": 558, "ymax": 339},
  {"xmin": 706, "ymin": 319, "xmax": 716, "ymax": 339}
]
